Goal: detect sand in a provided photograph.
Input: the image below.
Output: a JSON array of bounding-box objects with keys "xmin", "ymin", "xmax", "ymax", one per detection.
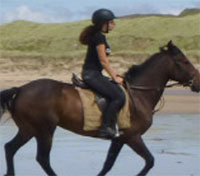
[{"xmin": 0, "ymin": 57, "xmax": 199, "ymax": 114}]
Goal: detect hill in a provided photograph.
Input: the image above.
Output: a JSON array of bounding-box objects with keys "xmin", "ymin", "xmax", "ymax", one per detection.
[
  {"xmin": 120, "ymin": 8, "xmax": 200, "ymax": 19},
  {"xmin": 179, "ymin": 8, "xmax": 200, "ymax": 16},
  {"xmin": 0, "ymin": 10, "xmax": 200, "ymax": 64}
]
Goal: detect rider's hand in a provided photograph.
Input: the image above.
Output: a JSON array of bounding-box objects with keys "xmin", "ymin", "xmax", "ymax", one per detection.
[{"xmin": 114, "ymin": 76, "xmax": 124, "ymax": 85}]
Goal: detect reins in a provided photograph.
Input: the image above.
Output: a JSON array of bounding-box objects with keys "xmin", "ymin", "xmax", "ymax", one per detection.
[
  {"xmin": 124, "ymin": 80, "xmax": 192, "ymax": 114},
  {"xmin": 128, "ymin": 82, "xmax": 182, "ymax": 91}
]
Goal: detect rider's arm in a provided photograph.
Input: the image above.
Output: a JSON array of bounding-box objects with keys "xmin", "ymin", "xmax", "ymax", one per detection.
[{"xmin": 97, "ymin": 44, "xmax": 123, "ymax": 84}]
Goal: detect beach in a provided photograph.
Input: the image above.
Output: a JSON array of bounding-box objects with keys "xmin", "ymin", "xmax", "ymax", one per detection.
[{"xmin": 0, "ymin": 57, "xmax": 200, "ymax": 176}]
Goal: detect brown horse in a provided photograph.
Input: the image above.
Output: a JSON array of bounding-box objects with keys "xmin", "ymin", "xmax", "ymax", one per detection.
[{"xmin": 0, "ymin": 41, "xmax": 200, "ymax": 176}]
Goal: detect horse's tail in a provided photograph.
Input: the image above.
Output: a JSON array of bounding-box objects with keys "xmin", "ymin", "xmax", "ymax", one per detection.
[{"xmin": 0, "ymin": 87, "xmax": 19, "ymax": 120}]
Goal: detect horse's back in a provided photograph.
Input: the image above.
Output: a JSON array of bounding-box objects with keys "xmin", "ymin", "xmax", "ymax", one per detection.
[
  {"xmin": 21, "ymin": 78, "xmax": 71, "ymax": 92},
  {"xmin": 17, "ymin": 79, "xmax": 71, "ymax": 109}
]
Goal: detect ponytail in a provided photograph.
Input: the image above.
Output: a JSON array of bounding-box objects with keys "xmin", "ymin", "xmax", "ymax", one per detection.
[
  {"xmin": 79, "ymin": 25, "xmax": 94, "ymax": 45},
  {"xmin": 79, "ymin": 23, "xmax": 104, "ymax": 45}
]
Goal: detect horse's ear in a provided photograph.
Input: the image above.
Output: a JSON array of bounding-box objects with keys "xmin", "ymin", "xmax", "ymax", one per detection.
[
  {"xmin": 160, "ymin": 41, "xmax": 172, "ymax": 52},
  {"xmin": 167, "ymin": 40, "xmax": 180, "ymax": 56},
  {"xmin": 167, "ymin": 40, "xmax": 173, "ymax": 48}
]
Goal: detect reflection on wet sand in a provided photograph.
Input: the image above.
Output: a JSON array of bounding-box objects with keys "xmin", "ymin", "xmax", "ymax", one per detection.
[{"xmin": 0, "ymin": 114, "xmax": 199, "ymax": 176}]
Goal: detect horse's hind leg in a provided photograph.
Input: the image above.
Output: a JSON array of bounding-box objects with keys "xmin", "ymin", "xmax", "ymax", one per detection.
[
  {"xmin": 4, "ymin": 131, "xmax": 32, "ymax": 176},
  {"xmin": 97, "ymin": 138, "xmax": 124, "ymax": 176},
  {"xmin": 127, "ymin": 135, "xmax": 154, "ymax": 176},
  {"xmin": 36, "ymin": 130, "xmax": 56, "ymax": 176}
]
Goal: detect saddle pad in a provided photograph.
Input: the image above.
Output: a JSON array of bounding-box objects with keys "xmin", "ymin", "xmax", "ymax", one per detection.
[{"xmin": 77, "ymin": 86, "xmax": 131, "ymax": 131}]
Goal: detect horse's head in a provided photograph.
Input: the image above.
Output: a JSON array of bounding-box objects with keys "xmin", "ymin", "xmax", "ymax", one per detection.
[{"xmin": 162, "ymin": 41, "xmax": 200, "ymax": 92}]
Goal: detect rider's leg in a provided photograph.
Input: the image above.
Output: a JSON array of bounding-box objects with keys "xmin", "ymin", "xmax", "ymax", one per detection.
[{"xmin": 82, "ymin": 70, "xmax": 125, "ymax": 137}]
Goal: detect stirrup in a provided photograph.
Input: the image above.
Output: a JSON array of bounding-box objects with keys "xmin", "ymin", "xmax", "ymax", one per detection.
[
  {"xmin": 99, "ymin": 125, "xmax": 116, "ymax": 139},
  {"xmin": 115, "ymin": 124, "xmax": 120, "ymax": 137}
]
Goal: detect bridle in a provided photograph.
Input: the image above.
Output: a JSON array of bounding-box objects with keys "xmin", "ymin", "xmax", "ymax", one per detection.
[{"xmin": 123, "ymin": 43, "xmax": 197, "ymax": 114}]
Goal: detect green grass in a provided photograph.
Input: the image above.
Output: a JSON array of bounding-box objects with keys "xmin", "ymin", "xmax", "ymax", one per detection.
[
  {"xmin": 179, "ymin": 8, "xmax": 200, "ymax": 16},
  {"xmin": 0, "ymin": 11, "xmax": 200, "ymax": 63}
]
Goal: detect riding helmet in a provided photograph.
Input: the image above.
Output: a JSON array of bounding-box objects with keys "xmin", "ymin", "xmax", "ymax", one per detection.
[{"xmin": 92, "ymin": 9, "xmax": 116, "ymax": 25}]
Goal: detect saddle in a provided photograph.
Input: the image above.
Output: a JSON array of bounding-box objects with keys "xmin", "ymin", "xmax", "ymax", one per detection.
[
  {"xmin": 72, "ymin": 73, "xmax": 89, "ymax": 89},
  {"xmin": 71, "ymin": 73, "xmax": 131, "ymax": 131},
  {"xmin": 71, "ymin": 73, "xmax": 107, "ymax": 112}
]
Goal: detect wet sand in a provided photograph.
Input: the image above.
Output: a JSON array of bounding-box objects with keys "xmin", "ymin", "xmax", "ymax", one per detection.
[
  {"xmin": 0, "ymin": 114, "xmax": 199, "ymax": 176},
  {"xmin": 159, "ymin": 87, "xmax": 200, "ymax": 114}
]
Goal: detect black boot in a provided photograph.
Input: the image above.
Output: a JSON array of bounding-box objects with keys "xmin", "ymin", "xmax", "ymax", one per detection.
[{"xmin": 98, "ymin": 124, "xmax": 116, "ymax": 139}]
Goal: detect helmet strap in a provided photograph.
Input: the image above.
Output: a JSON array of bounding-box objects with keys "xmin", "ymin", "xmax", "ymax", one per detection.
[{"xmin": 106, "ymin": 21, "xmax": 109, "ymax": 33}]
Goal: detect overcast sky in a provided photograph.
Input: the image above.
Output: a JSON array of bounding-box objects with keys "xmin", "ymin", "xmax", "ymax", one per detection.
[{"xmin": 1, "ymin": 0, "xmax": 200, "ymax": 24}]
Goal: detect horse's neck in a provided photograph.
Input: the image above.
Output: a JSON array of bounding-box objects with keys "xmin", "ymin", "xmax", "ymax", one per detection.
[{"xmin": 131, "ymin": 60, "xmax": 170, "ymax": 112}]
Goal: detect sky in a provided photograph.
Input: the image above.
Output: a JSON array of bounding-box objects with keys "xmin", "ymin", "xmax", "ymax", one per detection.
[{"xmin": 1, "ymin": 0, "xmax": 200, "ymax": 24}]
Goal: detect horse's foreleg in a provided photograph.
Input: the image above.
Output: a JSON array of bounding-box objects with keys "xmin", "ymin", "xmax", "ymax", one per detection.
[
  {"xmin": 97, "ymin": 138, "xmax": 124, "ymax": 176},
  {"xmin": 127, "ymin": 135, "xmax": 154, "ymax": 176},
  {"xmin": 4, "ymin": 131, "xmax": 32, "ymax": 176},
  {"xmin": 36, "ymin": 132, "xmax": 57, "ymax": 176}
]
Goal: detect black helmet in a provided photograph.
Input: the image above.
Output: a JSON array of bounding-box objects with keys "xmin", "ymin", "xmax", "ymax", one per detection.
[{"xmin": 92, "ymin": 9, "xmax": 116, "ymax": 25}]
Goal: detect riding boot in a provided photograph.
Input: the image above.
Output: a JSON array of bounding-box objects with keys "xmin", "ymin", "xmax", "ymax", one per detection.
[
  {"xmin": 98, "ymin": 115, "xmax": 117, "ymax": 139},
  {"xmin": 99, "ymin": 124, "xmax": 116, "ymax": 139}
]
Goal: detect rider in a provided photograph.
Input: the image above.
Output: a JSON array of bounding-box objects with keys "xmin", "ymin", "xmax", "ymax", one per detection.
[{"xmin": 79, "ymin": 9, "xmax": 125, "ymax": 138}]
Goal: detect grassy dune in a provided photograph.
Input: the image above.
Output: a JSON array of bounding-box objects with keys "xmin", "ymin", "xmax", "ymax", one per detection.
[{"xmin": 0, "ymin": 10, "xmax": 200, "ymax": 64}]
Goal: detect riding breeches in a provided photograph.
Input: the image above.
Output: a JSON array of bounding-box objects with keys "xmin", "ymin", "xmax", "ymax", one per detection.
[{"xmin": 82, "ymin": 70, "xmax": 125, "ymax": 126}]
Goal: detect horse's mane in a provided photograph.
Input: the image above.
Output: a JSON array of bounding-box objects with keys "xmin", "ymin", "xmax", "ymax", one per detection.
[
  {"xmin": 124, "ymin": 52, "xmax": 164, "ymax": 82},
  {"xmin": 124, "ymin": 41, "xmax": 183, "ymax": 82}
]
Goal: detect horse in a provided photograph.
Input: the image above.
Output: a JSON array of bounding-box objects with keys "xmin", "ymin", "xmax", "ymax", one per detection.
[{"xmin": 0, "ymin": 41, "xmax": 199, "ymax": 176}]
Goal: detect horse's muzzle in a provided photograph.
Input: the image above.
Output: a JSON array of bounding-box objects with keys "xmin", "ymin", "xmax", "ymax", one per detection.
[
  {"xmin": 191, "ymin": 83, "xmax": 200, "ymax": 93},
  {"xmin": 190, "ymin": 73, "xmax": 200, "ymax": 93}
]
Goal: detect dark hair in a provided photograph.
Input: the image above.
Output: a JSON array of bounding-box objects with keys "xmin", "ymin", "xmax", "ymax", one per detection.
[{"xmin": 79, "ymin": 23, "xmax": 103, "ymax": 45}]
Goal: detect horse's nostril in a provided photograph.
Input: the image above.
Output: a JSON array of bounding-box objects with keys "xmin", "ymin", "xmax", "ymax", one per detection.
[{"xmin": 191, "ymin": 83, "xmax": 200, "ymax": 92}]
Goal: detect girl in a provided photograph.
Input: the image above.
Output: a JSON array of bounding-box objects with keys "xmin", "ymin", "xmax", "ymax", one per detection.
[{"xmin": 80, "ymin": 9, "xmax": 125, "ymax": 138}]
